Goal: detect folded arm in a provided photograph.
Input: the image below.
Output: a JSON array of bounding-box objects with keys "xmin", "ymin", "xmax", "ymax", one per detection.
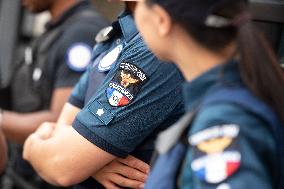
[{"xmin": 23, "ymin": 123, "xmax": 116, "ymax": 186}]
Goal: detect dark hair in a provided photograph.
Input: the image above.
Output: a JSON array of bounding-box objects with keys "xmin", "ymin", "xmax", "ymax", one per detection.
[{"xmin": 146, "ymin": 0, "xmax": 284, "ymax": 124}]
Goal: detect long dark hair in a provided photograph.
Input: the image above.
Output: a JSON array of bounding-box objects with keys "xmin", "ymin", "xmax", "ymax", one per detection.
[{"xmin": 146, "ymin": 0, "xmax": 284, "ymax": 124}]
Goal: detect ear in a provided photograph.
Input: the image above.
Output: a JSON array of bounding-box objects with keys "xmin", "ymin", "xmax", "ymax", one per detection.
[{"xmin": 151, "ymin": 5, "xmax": 172, "ymax": 37}]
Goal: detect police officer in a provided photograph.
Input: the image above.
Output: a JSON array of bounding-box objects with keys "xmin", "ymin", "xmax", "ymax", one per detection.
[
  {"xmin": 134, "ymin": 0, "xmax": 284, "ymax": 188},
  {"xmin": 22, "ymin": 0, "xmax": 185, "ymax": 188},
  {"xmin": 0, "ymin": 0, "xmax": 108, "ymax": 188},
  {"xmin": 0, "ymin": 0, "xmax": 108, "ymax": 144}
]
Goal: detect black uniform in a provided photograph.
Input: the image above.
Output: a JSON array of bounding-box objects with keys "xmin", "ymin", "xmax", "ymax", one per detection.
[
  {"xmin": 11, "ymin": 0, "xmax": 109, "ymax": 112},
  {"xmin": 7, "ymin": 1, "xmax": 109, "ymax": 189}
]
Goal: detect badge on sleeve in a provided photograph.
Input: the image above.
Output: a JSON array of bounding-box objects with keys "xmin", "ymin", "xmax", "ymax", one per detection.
[
  {"xmin": 189, "ymin": 124, "xmax": 241, "ymax": 184},
  {"xmin": 106, "ymin": 62, "xmax": 148, "ymax": 107},
  {"xmin": 98, "ymin": 45, "xmax": 123, "ymax": 72},
  {"xmin": 67, "ymin": 43, "xmax": 92, "ymax": 72}
]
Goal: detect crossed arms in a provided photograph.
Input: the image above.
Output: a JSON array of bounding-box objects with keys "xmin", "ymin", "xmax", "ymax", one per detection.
[{"xmin": 23, "ymin": 103, "xmax": 149, "ymax": 188}]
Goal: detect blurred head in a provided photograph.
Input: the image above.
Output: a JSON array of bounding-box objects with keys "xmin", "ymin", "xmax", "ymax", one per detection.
[
  {"xmin": 136, "ymin": 0, "xmax": 284, "ymax": 127},
  {"xmin": 135, "ymin": 0, "xmax": 248, "ymax": 60},
  {"xmin": 22, "ymin": 0, "xmax": 54, "ymax": 13}
]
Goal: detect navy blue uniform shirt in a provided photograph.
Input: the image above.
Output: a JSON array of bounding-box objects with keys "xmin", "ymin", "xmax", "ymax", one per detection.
[
  {"xmin": 69, "ymin": 11, "xmax": 185, "ymax": 189},
  {"xmin": 179, "ymin": 61, "xmax": 278, "ymax": 189}
]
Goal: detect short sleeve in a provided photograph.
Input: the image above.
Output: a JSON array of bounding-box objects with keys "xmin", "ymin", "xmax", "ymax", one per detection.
[
  {"xmin": 73, "ymin": 36, "xmax": 184, "ymax": 157},
  {"xmin": 180, "ymin": 103, "xmax": 277, "ymax": 189},
  {"xmin": 52, "ymin": 23, "xmax": 99, "ymax": 88},
  {"xmin": 68, "ymin": 68, "xmax": 90, "ymax": 109}
]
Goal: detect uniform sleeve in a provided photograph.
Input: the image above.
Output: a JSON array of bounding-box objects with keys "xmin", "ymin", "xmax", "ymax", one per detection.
[
  {"xmin": 52, "ymin": 23, "xmax": 100, "ymax": 88},
  {"xmin": 72, "ymin": 36, "xmax": 184, "ymax": 157},
  {"xmin": 180, "ymin": 103, "xmax": 277, "ymax": 189},
  {"xmin": 68, "ymin": 68, "xmax": 90, "ymax": 109}
]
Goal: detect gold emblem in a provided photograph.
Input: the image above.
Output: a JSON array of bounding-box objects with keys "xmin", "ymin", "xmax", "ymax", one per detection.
[
  {"xmin": 197, "ymin": 137, "xmax": 232, "ymax": 154},
  {"xmin": 120, "ymin": 70, "xmax": 139, "ymax": 88}
]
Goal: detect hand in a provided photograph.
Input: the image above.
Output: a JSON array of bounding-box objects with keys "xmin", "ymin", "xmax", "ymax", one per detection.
[
  {"xmin": 93, "ymin": 155, "xmax": 150, "ymax": 189},
  {"xmin": 23, "ymin": 122, "xmax": 56, "ymax": 161},
  {"xmin": 34, "ymin": 122, "xmax": 56, "ymax": 140}
]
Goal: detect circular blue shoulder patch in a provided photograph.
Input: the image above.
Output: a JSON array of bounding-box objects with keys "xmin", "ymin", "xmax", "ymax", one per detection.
[
  {"xmin": 67, "ymin": 43, "xmax": 92, "ymax": 72},
  {"xmin": 98, "ymin": 44, "xmax": 123, "ymax": 72}
]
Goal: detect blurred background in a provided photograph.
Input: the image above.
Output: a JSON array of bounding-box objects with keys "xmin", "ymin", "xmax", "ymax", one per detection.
[
  {"xmin": 0, "ymin": 0, "xmax": 123, "ymax": 109},
  {"xmin": 0, "ymin": 0, "xmax": 283, "ymax": 189}
]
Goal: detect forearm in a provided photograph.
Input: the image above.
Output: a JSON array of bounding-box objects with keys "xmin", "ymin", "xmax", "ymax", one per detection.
[
  {"xmin": 24, "ymin": 125, "xmax": 116, "ymax": 186},
  {"xmin": 0, "ymin": 130, "xmax": 7, "ymax": 173},
  {"xmin": 24, "ymin": 134, "xmax": 69, "ymax": 186},
  {"xmin": 2, "ymin": 110, "xmax": 59, "ymax": 144}
]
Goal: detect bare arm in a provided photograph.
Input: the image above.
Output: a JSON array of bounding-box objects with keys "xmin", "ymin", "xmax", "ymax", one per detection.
[
  {"xmin": 2, "ymin": 87, "xmax": 73, "ymax": 144},
  {"xmin": 0, "ymin": 130, "xmax": 7, "ymax": 173},
  {"xmin": 23, "ymin": 124, "xmax": 116, "ymax": 186},
  {"xmin": 23, "ymin": 103, "xmax": 148, "ymax": 188},
  {"xmin": 57, "ymin": 102, "xmax": 80, "ymax": 125},
  {"xmin": 58, "ymin": 103, "xmax": 150, "ymax": 189}
]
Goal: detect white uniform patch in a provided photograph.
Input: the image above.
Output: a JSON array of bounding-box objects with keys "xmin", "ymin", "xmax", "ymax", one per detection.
[
  {"xmin": 67, "ymin": 43, "xmax": 92, "ymax": 71},
  {"xmin": 98, "ymin": 45, "xmax": 123, "ymax": 72}
]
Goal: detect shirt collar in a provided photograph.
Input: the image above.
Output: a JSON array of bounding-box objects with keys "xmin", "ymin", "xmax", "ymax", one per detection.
[
  {"xmin": 45, "ymin": 0, "xmax": 90, "ymax": 30},
  {"xmin": 117, "ymin": 10, "xmax": 139, "ymax": 43},
  {"xmin": 182, "ymin": 60, "xmax": 241, "ymax": 111}
]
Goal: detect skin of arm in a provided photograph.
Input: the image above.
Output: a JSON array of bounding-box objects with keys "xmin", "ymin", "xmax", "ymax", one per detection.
[
  {"xmin": 2, "ymin": 87, "xmax": 73, "ymax": 144},
  {"xmin": 23, "ymin": 102, "xmax": 149, "ymax": 188},
  {"xmin": 56, "ymin": 102, "xmax": 81, "ymax": 125},
  {"xmin": 23, "ymin": 123, "xmax": 116, "ymax": 187},
  {"xmin": 0, "ymin": 130, "xmax": 7, "ymax": 173}
]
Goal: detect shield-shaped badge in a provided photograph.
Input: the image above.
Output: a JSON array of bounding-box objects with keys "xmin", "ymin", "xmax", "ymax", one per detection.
[
  {"xmin": 106, "ymin": 62, "xmax": 148, "ymax": 107},
  {"xmin": 189, "ymin": 124, "xmax": 241, "ymax": 184}
]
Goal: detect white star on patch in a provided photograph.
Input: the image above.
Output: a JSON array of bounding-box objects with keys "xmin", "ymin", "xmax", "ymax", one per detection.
[{"xmin": 96, "ymin": 109, "xmax": 104, "ymax": 116}]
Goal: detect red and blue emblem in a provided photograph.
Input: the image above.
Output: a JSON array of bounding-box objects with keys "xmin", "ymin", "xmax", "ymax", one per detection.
[
  {"xmin": 106, "ymin": 62, "xmax": 148, "ymax": 107},
  {"xmin": 107, "ymin": 82, "xmax": 132, "ymax": 107},
  {"xmin": 189, "ymin": 124, "xmax": 241, "ymax": 184},
  {"xmin": 191, "ymin": 151, "xmax": 241, "ymax": 183}
]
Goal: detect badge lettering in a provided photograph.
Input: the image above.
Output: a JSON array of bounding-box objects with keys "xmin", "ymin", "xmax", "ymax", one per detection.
[{"xmin": 106, "ymin": 62, "xmax": 148, "ymax": 107}]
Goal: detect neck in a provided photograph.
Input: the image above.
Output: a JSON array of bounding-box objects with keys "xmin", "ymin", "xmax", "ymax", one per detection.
[
  {"xmin": 168, "ymin": 29, "xmax": 235, "ymax": 81},
  {"xmin": 49, "ymin": 0, "xmax": 78, "ymax": 20}
]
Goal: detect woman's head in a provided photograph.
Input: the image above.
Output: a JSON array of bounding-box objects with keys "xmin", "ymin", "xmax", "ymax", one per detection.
[
  {"xmin": 135, "ymin": 0, "xmax": 249, "ymax": 60},
  {"xmin": 136, "ymin": 0, "xmax": 284, "ymax": 125}
]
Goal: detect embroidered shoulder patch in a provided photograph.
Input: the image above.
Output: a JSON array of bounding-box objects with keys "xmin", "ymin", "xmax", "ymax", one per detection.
[
  {"xmin": 98, "ymin": 45, "xmax": 123, "ymax": 72},
  {"xmin": 106, "ymin": 62, "xmax": 148, "ymax": 107},
  {"xmin": 189, "ymin": 124, "xmax": 241, "ymax": 184}
]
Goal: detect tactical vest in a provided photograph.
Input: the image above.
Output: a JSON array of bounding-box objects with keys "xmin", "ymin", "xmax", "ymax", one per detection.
[
  {"xmin": 146, "ymin": 85, "xmax": 284, "ymax": 189},
  {"xmin": 11, "ymin": 9, "xmax": 103, "ymax": 113}
]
